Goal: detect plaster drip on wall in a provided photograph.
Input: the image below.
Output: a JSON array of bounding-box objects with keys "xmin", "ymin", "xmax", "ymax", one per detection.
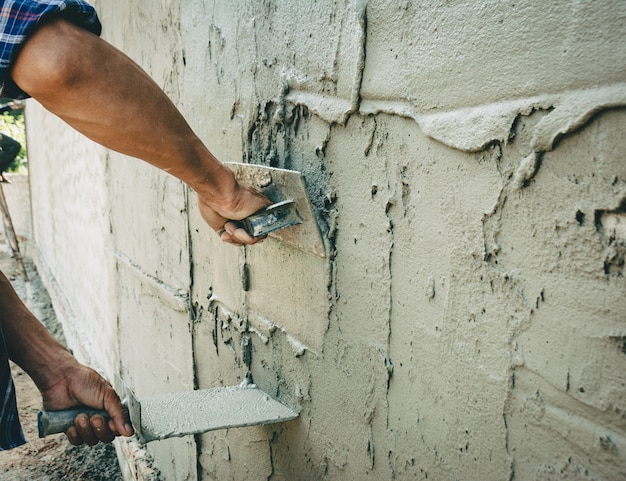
[
  {"xmin": 367, "ymin": 83, "xmax": 626, "ymax": 183},
  {"xmin": 207, "ymin": 296, "xmax": 315, "ymax": 358}
]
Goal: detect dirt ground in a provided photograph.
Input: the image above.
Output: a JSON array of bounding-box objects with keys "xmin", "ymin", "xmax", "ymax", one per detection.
[{"xmin": 0, "ymin": 249, "xmax": 123, "ymax": 481}]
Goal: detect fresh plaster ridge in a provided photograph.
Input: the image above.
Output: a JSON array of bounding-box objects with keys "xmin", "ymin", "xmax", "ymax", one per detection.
[
  {"xmin": 115, "ymin": 252, "xmax": 189, "ymax": 313},
  {"xmin": 252, "ymin": 315, "xmax": 316, "ymax": 358},
  {"xmin": 414, "ymin": 98, "xmax": 542, "ymax": 152},
  {"xmin": 247, "ymin": 325, "xmax": 269, "ymax": 345},
  {"xmin": 308, "ymin": 84, "xmax": 626, "ymax": 163},
  {"xmin": 530, "ymin": 83, "xmax": 626, "ymax": 152},
  {"xmin": 424, "ymin": 84, "xmax": 626, "ymax": 154},
  {"xmin": 349, "ymin": 0, "xmax": 368, "ymax": 113},
  {"xmin": 359, "ymin": 99, "xmax": 419, "ymax": 123},
  {"xmin": 285, "ymin": 90, "xmax": 354, "ymax": 125}
]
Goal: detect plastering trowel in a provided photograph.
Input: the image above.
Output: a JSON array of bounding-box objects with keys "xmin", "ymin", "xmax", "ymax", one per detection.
[
  {"xmin": 38, "ymin": 377, "xmax": 298, "ymax": 443},
  {"xmin": 226, "ymin": 162, "xmax": 325, "ymax": 257}
]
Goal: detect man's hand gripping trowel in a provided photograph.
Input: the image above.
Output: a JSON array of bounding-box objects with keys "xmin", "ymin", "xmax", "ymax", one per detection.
[
  {"xmin": 225, "ymin": 162, "xmax": 325, "ymax": 257},
  {"xmin": 38, "ymin": 376, "xmax": 298, "ymax": 443}
]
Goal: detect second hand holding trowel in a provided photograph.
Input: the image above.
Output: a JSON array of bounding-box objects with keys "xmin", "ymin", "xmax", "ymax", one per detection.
[{"xmin": 38, "ymin": 376, "xmax": 298, "ymax": 443}]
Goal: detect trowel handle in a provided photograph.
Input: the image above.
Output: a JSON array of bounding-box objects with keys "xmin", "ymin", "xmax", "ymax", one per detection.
[{"xmin": 38, "ymin": 407, "xmax": 110, "ymax": 438}]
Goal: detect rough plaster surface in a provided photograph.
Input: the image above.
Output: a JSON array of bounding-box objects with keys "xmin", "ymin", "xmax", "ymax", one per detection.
[{"xmin": 24, "ymin": 1, "xmax": 625, "ymax": 480}]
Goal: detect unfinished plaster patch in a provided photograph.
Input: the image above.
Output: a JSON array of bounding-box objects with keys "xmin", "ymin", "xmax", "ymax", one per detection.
[
  {"xmin": 281, "ymin": 0, "xmax": 367, "ymax": 125},
  {"xmin": 360, "ymin": 83, "xmax": 626, "ymax": 158}
]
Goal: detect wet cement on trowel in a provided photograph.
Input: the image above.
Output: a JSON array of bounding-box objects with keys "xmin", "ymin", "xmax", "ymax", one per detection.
[{"xmin": 139, "ymin": 385, "xmax": 298, "ymax": 442}]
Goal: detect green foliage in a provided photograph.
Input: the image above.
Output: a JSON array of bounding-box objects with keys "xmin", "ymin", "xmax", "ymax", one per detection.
[{"xmin": 0, "ymin": 110, "xmax": 26, "ymax": 173}]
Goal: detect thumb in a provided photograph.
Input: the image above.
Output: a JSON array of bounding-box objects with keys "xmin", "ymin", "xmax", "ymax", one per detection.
[{"xmin": 102, "ymin": 387, "xmax": 134, "ymax": 437}]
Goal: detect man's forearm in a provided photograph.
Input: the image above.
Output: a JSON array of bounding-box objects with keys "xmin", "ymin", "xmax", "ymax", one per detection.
[
  {"xmin": 10, "ymin": 18, "xmax": 236, "ymax": 203},
  {"xmin": 11, "ymin": 17, "xmax": 270, "ymax": 243},
  {"xmin": 0, "ymin": 271, "xmax": 75, "ymax": 393}
]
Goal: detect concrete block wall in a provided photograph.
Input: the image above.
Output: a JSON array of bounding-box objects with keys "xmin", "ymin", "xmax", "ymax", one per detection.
[{"xmin": 26, "ymin": 1, "xmax": 625, "ymax": 480}]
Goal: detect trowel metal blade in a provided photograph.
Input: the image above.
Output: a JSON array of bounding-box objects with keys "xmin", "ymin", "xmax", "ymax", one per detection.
[
  {"xmin": 225, "ymin": 162, "xmax": 326, "ymax": 257},
  {"xmin": 121, "ymin": 376, "xmax": 298, "ymax": 443},
  {"xmin": 137, "ymin": 385, "xmax": 298, "ymax": 443},
  {"xmin": 121, "ymin": 378, "xmax": 143, "ymax": 441}
]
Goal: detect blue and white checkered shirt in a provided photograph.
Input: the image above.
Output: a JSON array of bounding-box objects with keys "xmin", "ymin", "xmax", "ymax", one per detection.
[{"xmin": 0, "ymin": 0, "xmax": 101, "ymax": 98}]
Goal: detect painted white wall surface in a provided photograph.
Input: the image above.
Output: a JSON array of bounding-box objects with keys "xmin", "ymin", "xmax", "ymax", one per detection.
[{"xmin": 26, "ymin": 1, "xmax": 625, "ymax": 480}]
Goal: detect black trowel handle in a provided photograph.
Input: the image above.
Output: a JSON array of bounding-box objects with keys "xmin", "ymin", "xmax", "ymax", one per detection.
[{"xmin": 38, "ymin": 407, "xmax": 110, "ymax": 438}]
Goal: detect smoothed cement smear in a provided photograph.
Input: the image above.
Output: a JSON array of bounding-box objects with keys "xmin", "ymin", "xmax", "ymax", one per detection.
[{"xmin": 139, "ymin": 385, "xmax": 298, "ymax": 442}]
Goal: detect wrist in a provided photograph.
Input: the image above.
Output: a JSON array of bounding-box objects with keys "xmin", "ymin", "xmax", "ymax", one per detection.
[
  {"xmin": 18, "ymin": 342, "xmax": 77, "ymax": 393},
  {"xmin": 190, "ymin": 161, "xmax": 239, "ymax": 209}
]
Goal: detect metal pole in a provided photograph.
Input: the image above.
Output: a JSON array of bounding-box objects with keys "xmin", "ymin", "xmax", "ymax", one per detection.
[{"xmin": 0, "ymin": 182, "xmax": 28, "ymax": 281}]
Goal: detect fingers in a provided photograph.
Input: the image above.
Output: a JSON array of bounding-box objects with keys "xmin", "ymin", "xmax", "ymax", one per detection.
[
  {"xmin": 65, "ymin": 399, "xmax": 132, "ymax": 446},
  {"xmin": 196, "ymin": 180, "xmax": 272, "ymax": 246},
  {"xmin": 218, "ymin": 221, "xmax": 266, "ymax": 246},
  {"xmin": 58, "ymin": 366, "xmax": 133, "ymax": 446},
  {"xmin": 66, "ymin": 413, "xmax": 116, "ymax": 446}
]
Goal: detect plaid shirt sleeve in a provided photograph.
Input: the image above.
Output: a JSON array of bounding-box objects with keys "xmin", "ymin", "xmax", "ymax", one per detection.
[{"xmin": 0, "ymin": 0, "xmax": 102, "ymax": 98}]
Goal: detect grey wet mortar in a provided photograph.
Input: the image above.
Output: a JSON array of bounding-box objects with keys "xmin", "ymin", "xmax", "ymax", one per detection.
[{"xmin": 139, "ymin": 385, "xmax": 297, "ymax": 442}]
